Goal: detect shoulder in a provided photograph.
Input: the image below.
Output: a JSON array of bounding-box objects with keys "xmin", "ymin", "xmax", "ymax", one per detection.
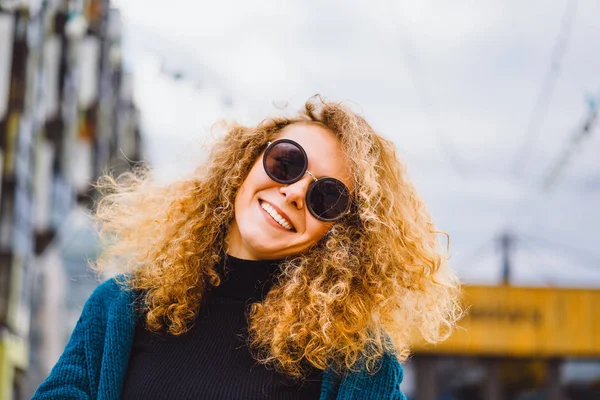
[
  {"xmin": 378, "ymin": 351, "xmax": 404, "ymax": 386},
  {"xmin": 31, "ymin": 275, "xmax": 136, "ymax": 399},
  {"xmin": 361, "ymin": 351, "xmax": 404, "ymax": 386},
  {"xmin": 89, "ymin": 276, "xmax": 122, "ymax": 298},
  {"xmin": 80, "ymin": 275, "xmax": 135, "ymax": 320},
  {"xmin": 333, "ymin": 350, "xmax": 406, "ymax": 400}
]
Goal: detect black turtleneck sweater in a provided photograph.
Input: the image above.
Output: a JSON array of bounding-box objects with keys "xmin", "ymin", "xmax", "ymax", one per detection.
[{"xmin": 121, "ymin": 254, "xmax": 323, "ymax": 399}]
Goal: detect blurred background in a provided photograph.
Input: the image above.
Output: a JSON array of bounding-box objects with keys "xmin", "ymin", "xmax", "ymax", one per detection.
[{"xmin": 0, "ymin": 0, "xmax": 599, "ymax": 399}]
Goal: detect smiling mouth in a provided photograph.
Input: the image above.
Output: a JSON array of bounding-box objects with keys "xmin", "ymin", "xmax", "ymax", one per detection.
[{"xmin": 259, "ymin": 200, "xmax": 296, "ymax": 232}]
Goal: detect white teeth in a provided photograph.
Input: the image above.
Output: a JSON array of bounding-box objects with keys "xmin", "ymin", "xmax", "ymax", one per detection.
[{"xmin": 260, "ymin": 201, "xmax": 293, "ymax": 231}]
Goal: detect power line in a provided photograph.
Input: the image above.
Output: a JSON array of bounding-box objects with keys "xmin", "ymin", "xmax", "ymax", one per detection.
[
  {"xmin": 511, "ymin": 0, "xmax": 579, "ymax": 179},
  {"xmin": 490, "ymin": 96, "xmax": 598, "ymax": 287},
  {"xmin": 517, "ymin": 241, "xmax": 600, "ymax": 286},
  {"xmin": 498, "ymin": 90, "xmax": 598, "ymax": 240},
  {"xmin": 388, "ymin": 2, "xmax": 468, "ymax": 179},
  {"xmin": 541, "ymin": 94, "xmax": 598, "ymax": 191},
  {"xmin": 452, "ymin": 235, "xmax": 497, "ymax": 269},
  {"xmin": 518, "ymin": 232, "xmax": 600, "ymax": 267},
  {"xmin": 512, "ymin": 241, "xmax": 563, "ymax": 286}
]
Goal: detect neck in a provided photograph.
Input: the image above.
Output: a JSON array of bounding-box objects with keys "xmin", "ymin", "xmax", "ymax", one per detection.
[
  {"xmin": 209, "ymin": 253, "xmax": 285, "ymax": 301},
  {"xmin": 224, "ymin": 219, "xmax": 258, "ymax": 260}
]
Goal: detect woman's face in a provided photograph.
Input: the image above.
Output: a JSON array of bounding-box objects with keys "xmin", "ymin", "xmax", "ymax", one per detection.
[{"xmin": 225, "ymin": 123, "xmax": 353, "ymax": 260}]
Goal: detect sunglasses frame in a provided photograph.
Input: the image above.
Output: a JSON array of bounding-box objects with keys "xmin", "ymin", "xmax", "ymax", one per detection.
[{"xmin": 263, "ymin": 138, "xmax": 351, "ymax": 222}]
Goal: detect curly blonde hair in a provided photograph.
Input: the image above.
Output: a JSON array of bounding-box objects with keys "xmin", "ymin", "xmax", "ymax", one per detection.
[{"xmin": 92, "ymin": 96, "xmax": 462, "ymax": 379}]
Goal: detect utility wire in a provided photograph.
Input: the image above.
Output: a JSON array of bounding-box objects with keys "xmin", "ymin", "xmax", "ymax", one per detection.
[
  {"xmin": 541, "ymin": 94, "xmax": 598, "ymax": 191},
  {"xmin": 493, "ymin": 98, "xmax": 599, "ymax": 285},
  {"xmin": 499, "ymin": 91, "xmax": 598, "ymax": 239},
  {"xmin": 388, "ymin": 2, "xmax": 467, "ymax": 179},
  {"xmin": 514, "ymin": 241, "xmax": 562, "ymax": 286},
  {"xmin": 510, "ymin": 0, "xmax": 579, "ymax": 179},
  {"xmin": 518, "ymin": 232, "xmax": 600, "ymax": 267},
  {"xmin": 516, "ymin": 241, "xmax": 600, "ymax": 286},
  {"xmin": 452, "ymin": 236, "xmax": 497, "ymax": 270}
]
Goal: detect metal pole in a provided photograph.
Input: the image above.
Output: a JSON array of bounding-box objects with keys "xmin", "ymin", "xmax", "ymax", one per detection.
[
  {"xmin": 546, "ymin": 358, "xmax": 564, "ymax": 400},
  {"xmin": 500, "ymin": 232, "xmax": 513, "ymax": 285},
  {"xmin": 482, "ymin": 358, "xmax": 503, "ymax": 400},
  {"xmin": 415, "ymin": 356, "xmax": 437, "ymax": 400}
]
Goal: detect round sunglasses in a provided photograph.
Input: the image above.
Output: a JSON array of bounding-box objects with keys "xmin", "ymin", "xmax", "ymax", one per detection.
[{"xmin": 262, "ymin": 138, "xmax": 351, "ymax": 222}]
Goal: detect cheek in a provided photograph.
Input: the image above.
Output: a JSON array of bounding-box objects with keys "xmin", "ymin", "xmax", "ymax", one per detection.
[
  {"xmin": 242, "ymin": 161, "xmax": 271, "ymax": 191},
  {"xmin": 235, "ymin": 164, "xmax": 273, "ymax": 215},
  {"xmin": 304, "ymin": 219, "xmax": 333, "ymax": 242}
]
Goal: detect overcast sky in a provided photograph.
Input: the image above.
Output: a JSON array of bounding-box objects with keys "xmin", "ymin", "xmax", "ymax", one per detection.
[{"xmin": 111, "ymin": 0, "xmax": 600, "ymax": 286}]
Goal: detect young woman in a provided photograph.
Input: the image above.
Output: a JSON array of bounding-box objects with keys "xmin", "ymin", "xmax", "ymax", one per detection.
[{"xmin": 33, "ymin": 97, "xmax": 461, "ymax": 399}]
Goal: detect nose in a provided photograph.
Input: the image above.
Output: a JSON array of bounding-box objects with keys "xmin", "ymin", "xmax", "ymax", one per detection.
[{"xmin": 279, "ymin": 174, "xmax": 313, "ymax": 210}]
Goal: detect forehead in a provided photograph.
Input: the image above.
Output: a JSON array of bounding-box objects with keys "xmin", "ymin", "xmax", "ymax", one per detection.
[{"xmin": 275, "ymin": 123, "xmax": 353, "ymax": 190}]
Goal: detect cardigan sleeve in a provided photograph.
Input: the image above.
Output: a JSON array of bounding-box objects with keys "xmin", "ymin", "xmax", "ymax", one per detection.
[
  {"xmin": 31, "ymin": 279, "xmax": 119, "ymax": 399},
  {"xmin": 31, "ymin": 313, "xmax": 92, "ymax": 399},
  {"xmin": 335, "ymin": 351, "xmax": 407, "ymax": 400}
]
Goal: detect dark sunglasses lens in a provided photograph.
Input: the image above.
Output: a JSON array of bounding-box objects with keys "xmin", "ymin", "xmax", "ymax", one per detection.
[
  {"xmin": 265, "ymin": 142, "xmax": 306, "ymax": 182},
  {"xmin": 308, "ymin": 179, "xmax": 350, "ymax": 221}
]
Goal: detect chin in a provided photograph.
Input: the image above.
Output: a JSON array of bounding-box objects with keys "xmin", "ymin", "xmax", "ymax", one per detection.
[
  {"xmin": 251, "ymin": 237, "xmax": 290, "ymax": 255},
  {"xmin": 238, "ymin": 227, "xmax": 282, "ymax": 253}
]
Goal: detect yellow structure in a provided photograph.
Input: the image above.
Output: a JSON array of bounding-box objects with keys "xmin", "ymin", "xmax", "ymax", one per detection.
[
  {"xmin": 414, "ymin": 285, "xmax": 600, "ymax": 357},
  {"xmin": 0, "ymin": 334, "xmax": 27, "ymax": 400}
]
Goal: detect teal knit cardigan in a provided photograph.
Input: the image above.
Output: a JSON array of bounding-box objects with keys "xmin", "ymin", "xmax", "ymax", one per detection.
[{"xmin": 32, "ymin": 278, "xmax": 407, "ymax": 399}]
